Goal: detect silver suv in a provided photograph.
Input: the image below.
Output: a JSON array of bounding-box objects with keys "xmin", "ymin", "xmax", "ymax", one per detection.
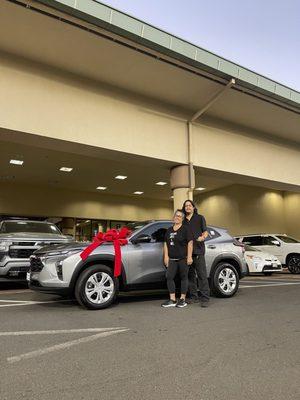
[
  {"xmin": 0, "ymin": 219, "xmax": 72, "ymax": 282},
  {"xmin": 28, "ymin": 221, "xmax": 247, "ymax": 309}
]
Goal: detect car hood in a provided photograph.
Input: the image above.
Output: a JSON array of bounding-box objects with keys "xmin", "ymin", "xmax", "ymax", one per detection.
[
  {"xmin": 0, "ymin": 232, "xmax": 71, "ymax": 241},
  {"xmin": 245, "ymin": 250, "xmax": 278, "ymax": 260}
]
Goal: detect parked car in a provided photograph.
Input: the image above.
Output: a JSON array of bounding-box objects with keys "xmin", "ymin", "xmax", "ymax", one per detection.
[
  {"xmin": 236, "ymin": 234, "xmax": 300, "ymax": 274},
  {"xmin": 28, "ymin": 221, "xmax": 247, "ymax": 309},
  {"xmin": 243, "ymin": 244, "xmax": 282, "ymax": 275},
  {"xmin": 0, "ymin": 219, "xmax": 72, "ymax": 282}
]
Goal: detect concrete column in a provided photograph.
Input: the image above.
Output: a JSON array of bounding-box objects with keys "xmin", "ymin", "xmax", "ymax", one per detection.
[{"xmin": 170, "ymin": 165, "xmax": 194, "ymax": 211}]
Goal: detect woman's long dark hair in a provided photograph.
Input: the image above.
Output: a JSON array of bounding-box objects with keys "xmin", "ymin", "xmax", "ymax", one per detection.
[{"xmin": 182, "ymin": 199, "xmax": 198, "ymax": 216}]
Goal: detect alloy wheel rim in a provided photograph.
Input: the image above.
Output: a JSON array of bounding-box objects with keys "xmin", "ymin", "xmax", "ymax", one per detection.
[
  {"xmin": 85, "ymin": 272, "xmax": 114, "ymax": 304},
  {"xmin": 288, "ymin": 257, "xmax": 300, "ymax": 273},
  {"xmin": 218, "ymin": 267, "xmax": 237, "ymax": 294}
]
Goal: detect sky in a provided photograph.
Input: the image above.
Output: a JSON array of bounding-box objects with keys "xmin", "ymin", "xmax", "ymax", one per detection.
[{"xmin": 100, "ymin": 0, "xmax": 300, "ymax": 91}]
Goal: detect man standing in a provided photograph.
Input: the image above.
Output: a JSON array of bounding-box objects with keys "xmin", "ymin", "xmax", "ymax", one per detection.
[{"xmin": 182, "ymin": 199, "xmax": 210, "ymax": 307}]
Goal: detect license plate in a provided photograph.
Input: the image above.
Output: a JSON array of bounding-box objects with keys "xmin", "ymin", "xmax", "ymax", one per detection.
[
  {"xmin": 26, "ymin": 272, "xmax": 30, "ymax": 281},
  {"xmin": 272, "ymin": 263, "xmax": 278, "ymax": 269}
]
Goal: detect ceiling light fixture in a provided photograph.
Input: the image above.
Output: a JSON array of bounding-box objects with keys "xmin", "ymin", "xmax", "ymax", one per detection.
[
  {"xmin": 59, "ymin": 167, "xmax": 73, "ymax": 172},
  {"xmin": 195, "ymin": 187, "xmax": 206, "ymax": 191},
  {"xmin": 10, "ymin": 159, "xmax": 24, "ymax": 165},
  {"xmin": 156, "ymin": 181, "xmax": 167, "ymax": 186},
  {"xmin": 133, "ymin": 191, "xmax": 143, "ymax": 195},
  {"xmin": 96, "ymin": 186, "xmax": 107, "ymax": 190},
  {"xmin": 115, "ymin": 175, "xmax": 127, "ymax": 180}
]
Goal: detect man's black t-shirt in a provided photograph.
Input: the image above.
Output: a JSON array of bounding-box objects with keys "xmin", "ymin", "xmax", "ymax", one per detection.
[
  {"xmin": 183, "ymin": 213, "xmax": 207, "ymax": 255},
  {"xmin": 165, "ymin": 224, "xmax": 193, "ymax": 260}
]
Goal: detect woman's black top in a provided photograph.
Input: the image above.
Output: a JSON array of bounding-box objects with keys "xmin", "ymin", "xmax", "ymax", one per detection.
[{"xmin": 164, "ymin": 224, "xmax": 193, "ymax": 260}]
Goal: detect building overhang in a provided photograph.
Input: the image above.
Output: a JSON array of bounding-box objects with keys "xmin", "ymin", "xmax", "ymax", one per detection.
[{"xmin": 1, "ymin": 0, "xmax": 300, "ymax": 146}]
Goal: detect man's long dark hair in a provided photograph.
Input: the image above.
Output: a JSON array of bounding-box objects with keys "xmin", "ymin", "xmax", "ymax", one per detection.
[{"xmin": 182, "ymin": 199, "xmax": 198, "ymax": 216}]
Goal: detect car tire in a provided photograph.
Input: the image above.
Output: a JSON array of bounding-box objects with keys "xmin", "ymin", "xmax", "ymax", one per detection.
[
  {"xmin": 263, "ymin": 272, "xmax": 273, "ymax": 276},
  {"xmin": 287, "ymin": 255, "xmax": 300, "ymax": 274},
  {"xmin": 75, "ymin": 264, "xmax": 118, "ymax": 310},
  {"xmin": 211, "ymin": 262, "xmax": 239, "ymax": 298}
]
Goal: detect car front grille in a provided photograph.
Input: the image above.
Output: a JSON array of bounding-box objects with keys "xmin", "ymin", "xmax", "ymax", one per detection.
[
  {"xmin": 30, "ymin": 256, "xmax": 44, "ymax": 272},
  {"xmin": 9, "ymin": 248, "xmax": 35, "ymax": 258}
]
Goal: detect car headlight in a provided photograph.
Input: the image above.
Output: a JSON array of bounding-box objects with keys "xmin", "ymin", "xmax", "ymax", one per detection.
[{"xmin": 0, "ymin": 241, "xmax": 12, "ymax": 252}]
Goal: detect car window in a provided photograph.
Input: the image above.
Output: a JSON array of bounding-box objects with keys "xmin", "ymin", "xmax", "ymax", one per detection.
[
  {"xmin": 263, "ymin": 236, "xmax": 278, "ymax": 246},
  {"xmin": 242, "ymin": 236, "xmax": 263, "ymax": 246},
  {"xmin": 276, "ymin": 235, "xmax": 299, "ymax": 244},
  {"xmin": 140, "ymin": 223, "xmax": 172, "ymax": 243},
  {"xmin": 0, "ymin": 221, "xmax": 61, "ymax": 234},
  {"xmin": 206, "ymin": 228, "xmax": 221, "ymax": 241}
]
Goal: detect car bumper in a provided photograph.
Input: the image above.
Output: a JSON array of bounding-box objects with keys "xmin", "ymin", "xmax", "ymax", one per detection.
[
  {"xmin": 0, "ymin": 258, "xmax": 30, "ymax": 280},
  {"xmin": 262, "ymin": 264, "xmax": 282, "ymax": 273}
]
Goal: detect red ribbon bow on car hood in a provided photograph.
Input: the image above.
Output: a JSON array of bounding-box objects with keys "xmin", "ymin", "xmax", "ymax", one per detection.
[{"xmin": 80, "ymin": 227, "xmax": 131, "ymax": 277}]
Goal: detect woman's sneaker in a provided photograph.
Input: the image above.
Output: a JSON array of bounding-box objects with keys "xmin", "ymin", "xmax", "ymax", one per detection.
[
  {"xmin": 176, "ymin": 299, "xmax": 188, "ymax": 308},
  {"xmin": 161, "ymin": 299, "xmax": 177, "ymax": 308}
]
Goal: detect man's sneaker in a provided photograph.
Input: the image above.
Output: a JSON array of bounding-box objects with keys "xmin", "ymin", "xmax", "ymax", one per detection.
[
  {"xmin": 161, "ymin": 299, "xmax": 177, "ymax": 308},
  {"xmin": 176, "ymin": 299, "xmax": 188, "ymax": 308},
  {"xmin": 187, "ymin": 297, "xmax": 200, "ymax": 304},
  {"xmin": 200, "ymin": 301, "xmax": 209, "ymax": 308}
]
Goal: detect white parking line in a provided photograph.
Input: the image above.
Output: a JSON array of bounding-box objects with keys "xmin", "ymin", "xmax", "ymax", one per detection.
[
  {"xmin": 241, "ymin": 282, "xmax": 300, "ymax": 288},
  {"xmin": 4, "ymin": 327, "xmax": 129, "ymax": 364},
  {"xmin": 0, "ymin": 327, "xmax": 127, "ymax": 336},
  {"xmin": 0, "ymin": 299, "xmax": 72, "ymax": 308}
]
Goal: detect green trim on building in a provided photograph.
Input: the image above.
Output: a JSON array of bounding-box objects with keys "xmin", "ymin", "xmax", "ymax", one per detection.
[{"xmin": 36, "ymin": 0, "xmax": 300, "ymax": 109}]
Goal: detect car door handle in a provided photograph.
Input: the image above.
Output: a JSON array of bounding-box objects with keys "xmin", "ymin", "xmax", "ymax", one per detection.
[{"xmin": 207, "ymin": 245, "xmax": 216, "ymax": 249}]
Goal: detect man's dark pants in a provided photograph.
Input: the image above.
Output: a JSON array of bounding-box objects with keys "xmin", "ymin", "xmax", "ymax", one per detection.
[{"xmin": 188, "ymin": 255, "xmax": 210, "ymax": 301}]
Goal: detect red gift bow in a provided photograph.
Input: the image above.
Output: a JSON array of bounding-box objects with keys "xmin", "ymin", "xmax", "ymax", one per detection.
[{"xmin": 80, "ymin": 227, "xmax": 131, "ymax": 277}]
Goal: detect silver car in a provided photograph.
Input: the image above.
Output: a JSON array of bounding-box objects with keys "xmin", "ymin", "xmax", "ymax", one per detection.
[
  {"xmin": 0, "ymin": 219, "xmax": 72, "ymax": 282},
  {"xmin": 28, "ymin": 221, "xmax": 247, "ymax": 309}
]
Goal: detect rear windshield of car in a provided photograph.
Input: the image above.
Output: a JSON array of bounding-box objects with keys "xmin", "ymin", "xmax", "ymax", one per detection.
[
  {"xmin": 0, "ymin": 221, "xmax": 61, "ymax": 234},
  {"xmin": 276, "ymin": 235, "xmax": 299, "ymax": 244}
]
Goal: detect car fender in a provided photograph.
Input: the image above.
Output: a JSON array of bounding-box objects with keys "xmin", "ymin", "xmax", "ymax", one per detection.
[
  {"xmin": 69, "ymin": 254, "xmax": 127, "ymax": 291},
  {"xmin": 209, "ymin": 253, "xmax": 243, "ymax": 278}
]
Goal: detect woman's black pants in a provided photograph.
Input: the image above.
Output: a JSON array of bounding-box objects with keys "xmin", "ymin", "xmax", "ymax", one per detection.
[{"xmin": 166, "ymin": 259, "xmax": 189, "ymax": 294}]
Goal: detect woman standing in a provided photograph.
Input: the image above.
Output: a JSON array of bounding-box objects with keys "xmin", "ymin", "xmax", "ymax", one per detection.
[{"xmin": 161, "ymin": 209, "xmax": 193, "ymax": 308}]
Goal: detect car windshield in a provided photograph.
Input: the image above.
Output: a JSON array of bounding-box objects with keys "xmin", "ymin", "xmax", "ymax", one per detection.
[
  {"xmin": 124, "ymin": 221, "xmax": 150, "ymax": 234},
  {"xmin": 245, "ymin": 244, "xmax": 261, "ymax": 252},
  {"xmin": 276, "ymin": 235, "xmax": 299, "ymax": 244},
  {"xmin": 0, "ymin": 221, "xmax": 61, "ymax": 234}
]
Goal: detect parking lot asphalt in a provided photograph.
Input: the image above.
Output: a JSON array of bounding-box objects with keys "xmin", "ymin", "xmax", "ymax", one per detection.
[{"xmin": 0, "ymin": 273, "xmax": 300, "ymax": 400}]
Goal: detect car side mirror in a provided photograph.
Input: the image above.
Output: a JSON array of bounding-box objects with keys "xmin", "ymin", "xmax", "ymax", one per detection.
[
  {"xmin": 131, "ymin": 234, "xmax": 152, "ymax": 244},
  {"xmin": 272, "ymin": 240, "xmax": 281, "ymax": 246}
]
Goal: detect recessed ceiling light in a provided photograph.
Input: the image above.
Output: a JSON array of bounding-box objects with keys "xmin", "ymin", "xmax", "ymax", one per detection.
[
  {"xmin": 195, "ymin": 187, "xmax": 206, "ymax": 191},
  {"xmin": 156, "ymin": 181, "xmax": 167, "ymax": 186},
  {"xmin": 59, "ymin": 167, "xmax": 73, "ymax": 172},
  {"xmin": 133, "ymin": 191, "xmax": 143, "ymax": 195},
  {"xmin": 115, "ymin": 175, "xmax": 127, "ymax": 180},
  {"xmin": 10, "ymin": 159, "xmax": 24, "ymax": 165},
  {"xmin": 96, "ymin": 186, "xmax": 107, "ymax": 190}
]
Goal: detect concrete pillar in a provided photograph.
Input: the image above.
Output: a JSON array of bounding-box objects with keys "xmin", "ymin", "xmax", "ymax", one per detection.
[{"xmin": 170, "ymin": 165, "xmax": 195, "ymax": 211}]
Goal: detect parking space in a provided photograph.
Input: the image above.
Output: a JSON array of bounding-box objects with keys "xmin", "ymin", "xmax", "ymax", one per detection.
[{"xmin": 0, "ymin": 274, "xmax": 299, "ymax": 400}]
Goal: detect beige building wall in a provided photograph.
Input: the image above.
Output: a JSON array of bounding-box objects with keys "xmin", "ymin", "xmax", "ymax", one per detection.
[
  {"xmin": 283, "ymin": 192, "xmax": 300, "ymax": 239},
  {"xmin": 1, "ymin": 53, "xmax": 300, "ymax": 189},
  {"xmin": 196, "ymin": 185, "xmax": 288, "ymax": 237},
  {"xmin": 0, "ymin": 182, "xmax": 173, "ymax": 221}
]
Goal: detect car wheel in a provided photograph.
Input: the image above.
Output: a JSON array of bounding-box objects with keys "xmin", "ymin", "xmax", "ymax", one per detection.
[
  {"xmin": 211, "ymin": 262, "xmax": 239, "ymax": 298},
  {"xmin": 287, "ymin": 255, "xmax": 300, "ymax": 274},
  {"xmin": 263, "ymin": 272, "xmax": 273, "ymax": 276},
  {"xmin": 75, "ymin": 264, "xmax": 118, "ymax": 310}
]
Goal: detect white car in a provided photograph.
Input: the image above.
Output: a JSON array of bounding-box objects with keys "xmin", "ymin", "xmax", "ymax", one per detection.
[
  {"xmin": 244, "ymin": 244, "xmax": 282, "ymax": 275},
  {"xmin": 236, "ymin": 234, "xmax": 300, "ymax": 274}
]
